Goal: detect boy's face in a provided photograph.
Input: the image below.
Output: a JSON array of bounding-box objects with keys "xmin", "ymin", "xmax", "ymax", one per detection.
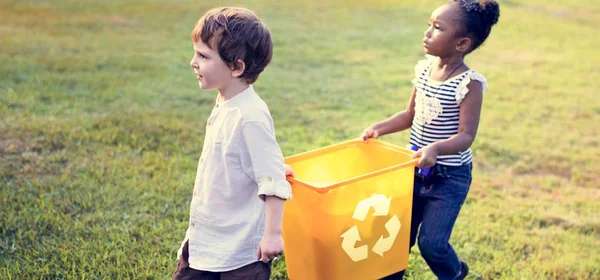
[{"xmin": 190, "ymin": 40, "xmax": 233, "ymax": 91}]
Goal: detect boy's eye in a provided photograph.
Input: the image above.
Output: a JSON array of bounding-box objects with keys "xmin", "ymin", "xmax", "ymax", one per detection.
[{"xmin": 197, "ymin": 52, "xmax": 207, "ymax": 59}]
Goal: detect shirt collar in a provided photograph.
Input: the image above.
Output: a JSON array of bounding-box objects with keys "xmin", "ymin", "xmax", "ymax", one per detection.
[{"xmin": 216, "ymin": 85, "xmax": 255, "ymax": 108}]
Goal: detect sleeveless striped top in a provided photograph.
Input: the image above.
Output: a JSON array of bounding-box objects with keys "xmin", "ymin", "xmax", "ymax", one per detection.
[{"xmin": 409, "ymin": 56, "xmax": 488, "ymax": 166}]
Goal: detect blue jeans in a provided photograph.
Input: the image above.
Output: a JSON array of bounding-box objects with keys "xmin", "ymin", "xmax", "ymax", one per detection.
[{"xmin": 382, "ymin": 163, "xmax": 472, "ymax": 280}]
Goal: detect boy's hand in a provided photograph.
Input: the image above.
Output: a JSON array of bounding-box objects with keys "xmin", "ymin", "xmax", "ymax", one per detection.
[
  {"xmin": 362, "ymin": 126, "xmax": 380, "ymax": 142},
  {"xmin": 284, "ymin": 164, "xmax": 295, "ymax": 177},
  {"xmin": 256, "ymin": 232, "xmax": 284, "ymax": 263},
  {"xmin": 412, "ymin": 145, "xmax": 438, "ymax": 168}
]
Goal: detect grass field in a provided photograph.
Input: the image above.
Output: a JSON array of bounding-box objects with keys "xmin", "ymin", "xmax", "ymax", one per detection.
[{"xmin": 1, "ymin": 0, "xmax": 599, "ymax": 279}]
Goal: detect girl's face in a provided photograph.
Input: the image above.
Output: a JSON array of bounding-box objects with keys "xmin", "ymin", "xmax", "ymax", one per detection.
[{"xmin": 423, "ymin": 3, "xmax": 464, "ymax": 57}]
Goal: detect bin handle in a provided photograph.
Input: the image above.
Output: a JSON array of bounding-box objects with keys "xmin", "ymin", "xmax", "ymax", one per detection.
[{"xmin": 285, "ymin": 158, "xmax": 418, "ymax": 194}]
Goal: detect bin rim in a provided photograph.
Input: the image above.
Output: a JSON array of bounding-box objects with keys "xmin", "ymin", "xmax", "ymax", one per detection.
[{"xmin": 284, "ymin": 139, "xmax": 419, "ymax": 194}]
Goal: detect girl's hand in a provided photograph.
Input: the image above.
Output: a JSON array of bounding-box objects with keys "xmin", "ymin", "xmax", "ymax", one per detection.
[
  {"xmin": 284, "ymin": 163, "xmax": 295, "ymax": 177},
  {"xmin": 412, "ymin": 145, "xmax": 439, "ymax": 168},
  {"xmin": 256, "ymin": 232, "xmax": 284, "ymax": 263},
  {"xmin": 362, "ymin": 126, "xmax": 380, "ymax": 142}
]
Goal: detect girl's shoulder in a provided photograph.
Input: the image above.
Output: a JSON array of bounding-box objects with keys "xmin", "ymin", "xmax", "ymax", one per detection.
[{"xmin": 456, "ymin": 70, "xmax": 488, "ymax": 104}]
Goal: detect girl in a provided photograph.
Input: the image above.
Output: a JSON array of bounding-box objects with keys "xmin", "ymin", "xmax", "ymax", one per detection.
[{"xmin": 362, "ymin": 1, "xmax": 500, "ymax": 279}]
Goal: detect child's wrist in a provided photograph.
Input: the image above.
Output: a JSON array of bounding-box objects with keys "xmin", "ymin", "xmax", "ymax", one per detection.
[
  {"xmin": 427, "ymin": 143, "xmax": 440, "ymax": 154},
  {"xmin": 372, "ymin": 124, "xmax": 383, "ymax": 135},
  {"xmin": 264, "ymin": 228, "xmax": 282, "ymax": 236}
]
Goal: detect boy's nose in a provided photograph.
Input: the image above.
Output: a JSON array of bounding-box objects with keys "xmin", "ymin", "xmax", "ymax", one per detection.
[{"xmin": 190, "ymin": 59, "xmax": 198, "ymax": 69}]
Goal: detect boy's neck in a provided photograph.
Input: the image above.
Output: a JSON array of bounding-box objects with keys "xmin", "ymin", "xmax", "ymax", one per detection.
[{"xmin": 217, "ymin": 80, "xmax": 251, "ymax": 103}]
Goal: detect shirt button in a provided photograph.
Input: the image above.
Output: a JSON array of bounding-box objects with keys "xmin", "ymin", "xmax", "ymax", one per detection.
[
  {"xmin": 200, "ymin": 158, "xmax": 204, "ymax": 163},
  {"xmin": 193, "ymin": 191, "xmax": 197, "ymax": 196},
  {"xmin": 267, "ymin": 176, "xmax": 273, "ymax": 182},
  {"xmin": 190, "ymin": 223, "xmax": 195, "ymax": 227}
]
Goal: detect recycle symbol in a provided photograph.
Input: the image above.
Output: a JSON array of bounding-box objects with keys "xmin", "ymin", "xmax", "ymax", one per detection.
[{"xmin": 340, "ymin": 193, "xmax": 401, "ymax": 262}]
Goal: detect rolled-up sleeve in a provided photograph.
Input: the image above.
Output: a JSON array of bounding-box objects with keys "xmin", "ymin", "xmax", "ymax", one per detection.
[{"xmin": 241, "ymin": 121, "xmax": 292, "ymax": 200}]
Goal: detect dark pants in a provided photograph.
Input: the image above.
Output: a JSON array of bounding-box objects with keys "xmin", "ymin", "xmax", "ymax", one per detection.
[
  {"xmin": 172, "ymin": 241, "xmax": 271, "ymax": 280},
  {"xmin": 382, "ymin": 163, "xmax": 472, "ymax": 280}
]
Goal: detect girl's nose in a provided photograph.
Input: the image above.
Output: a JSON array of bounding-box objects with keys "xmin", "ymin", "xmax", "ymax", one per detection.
[{"xmin": 424, "ymin": 27, "xmax": 431, "ymax": 38}]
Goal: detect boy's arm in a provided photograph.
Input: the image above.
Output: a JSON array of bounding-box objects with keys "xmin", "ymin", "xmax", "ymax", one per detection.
[
  {"xmin": 241, "ymin": 121, "xmax": 292, "ymax": 201},
  {"xmin": 240, "ymin": 120, "xmax": 291, "ymax": 263},
  {"xmin": 264, "ymin": 196, "xmax": 285, "ymax": 235},
  {"xmin": 366, "ymin": 86, "xmax": 417, "ymax": 138},
  {"xmin": 256, "ymin": 196, "xmax": 285, "ymax": 262}
]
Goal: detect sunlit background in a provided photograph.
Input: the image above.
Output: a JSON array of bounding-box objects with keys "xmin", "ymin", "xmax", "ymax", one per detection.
[{"xmin": 1, "ymin": 0, "xmax": 598, "ymax": 279}]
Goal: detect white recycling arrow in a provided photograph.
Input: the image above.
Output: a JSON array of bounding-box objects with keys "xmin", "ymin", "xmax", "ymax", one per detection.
[
  {"xmin": 352, "ymin": 194, "xmax": 392, "ymax": 221},
  {"xmin": 372, "ymin": 215, "xmax": 401, "ymax": 257},
  {"xmin": 340, "ymin": 225, "xmax": 368, "ymax": 262}
]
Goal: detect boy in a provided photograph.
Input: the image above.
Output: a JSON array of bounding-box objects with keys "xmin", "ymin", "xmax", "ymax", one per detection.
[{"xmin": 172, "ymin": 7, "xmax": 293, "ymax": 280}]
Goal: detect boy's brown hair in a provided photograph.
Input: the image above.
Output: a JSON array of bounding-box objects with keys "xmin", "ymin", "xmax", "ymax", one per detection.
[{"xmin": 192, "ymin": 7, "xmax": 273, "ymax": 84}]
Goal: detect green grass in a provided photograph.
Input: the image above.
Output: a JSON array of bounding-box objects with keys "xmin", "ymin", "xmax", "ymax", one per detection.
[{"xmin": 1, "ymin": 0, "xmax": 599, "ymax": 279}]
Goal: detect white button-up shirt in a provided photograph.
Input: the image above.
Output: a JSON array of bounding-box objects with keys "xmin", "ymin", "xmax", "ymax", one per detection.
[{"xmin": 178, "ymin": 86, "xmax": 292, "ymax": 272}]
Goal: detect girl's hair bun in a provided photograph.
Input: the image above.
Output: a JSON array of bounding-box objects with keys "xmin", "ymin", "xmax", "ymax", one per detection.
[
  {"xmin": 453, "ymin": 0, "xmax": 500, "ymax": 53},
  {"xmin": 479, "ymin": 0, "xmax": 500, "ymax": 27}
]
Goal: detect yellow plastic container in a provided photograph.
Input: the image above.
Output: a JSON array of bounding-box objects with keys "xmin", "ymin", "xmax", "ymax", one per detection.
[{"xmin": 283, "ymin": 139, "xmax": 418, "ymax": 280}]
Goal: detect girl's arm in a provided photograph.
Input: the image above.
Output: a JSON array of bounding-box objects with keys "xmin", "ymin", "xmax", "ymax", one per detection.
[
  {"xmin": 363, "ymin": 86, "xmax": 417, "ymax": 139},
  {"xmin": 432, "ymin": 81, "xmax": 483, "ymax": 153},
  {"xmin": 414, "ymin": 81, "xmax": 483, "ymax": 167}
]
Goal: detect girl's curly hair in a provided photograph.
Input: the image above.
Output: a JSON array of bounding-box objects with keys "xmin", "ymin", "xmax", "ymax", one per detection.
[{"xmin": 452, "ymin": 0, "xmax": 500, "ymax": 53}]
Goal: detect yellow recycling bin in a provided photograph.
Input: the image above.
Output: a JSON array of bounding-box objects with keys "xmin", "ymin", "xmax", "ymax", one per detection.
[{"xmin": 283, "ymin": 139, "xmax": 418, "ymax": 280}]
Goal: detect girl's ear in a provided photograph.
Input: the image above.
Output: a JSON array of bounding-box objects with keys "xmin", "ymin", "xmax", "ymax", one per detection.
[
  {"xmin": 231, "ymin": 59, "xmax": 246, "ymax": 78},
  {"xmin": 456, "ymin": 37, "xmax": 472, "ymax": 53}
]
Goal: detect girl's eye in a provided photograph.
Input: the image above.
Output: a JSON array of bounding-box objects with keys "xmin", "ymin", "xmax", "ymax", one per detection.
[{"xmin": 427, "ymin": 23, "xmax": 439, "ymax": 30}]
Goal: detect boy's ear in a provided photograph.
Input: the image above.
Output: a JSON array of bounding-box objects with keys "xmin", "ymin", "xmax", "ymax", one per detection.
[
  {"xmin": 231, "ymin": 59, "xmax": 246, "ymax": 78},
  {"xmin": 456, "ymin": 37, "xmax": 471, "ymax": 53}
]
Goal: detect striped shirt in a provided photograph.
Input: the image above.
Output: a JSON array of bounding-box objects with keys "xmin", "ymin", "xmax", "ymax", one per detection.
[{"xmin": 409, "ymin": 56, "xmax": 488, "ymax": 166}]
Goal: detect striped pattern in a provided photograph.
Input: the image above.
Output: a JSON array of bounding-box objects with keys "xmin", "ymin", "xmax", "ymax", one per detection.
[{"xmin": 410, "ymin": 61, "xmax": 475, "ymax": 166}]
